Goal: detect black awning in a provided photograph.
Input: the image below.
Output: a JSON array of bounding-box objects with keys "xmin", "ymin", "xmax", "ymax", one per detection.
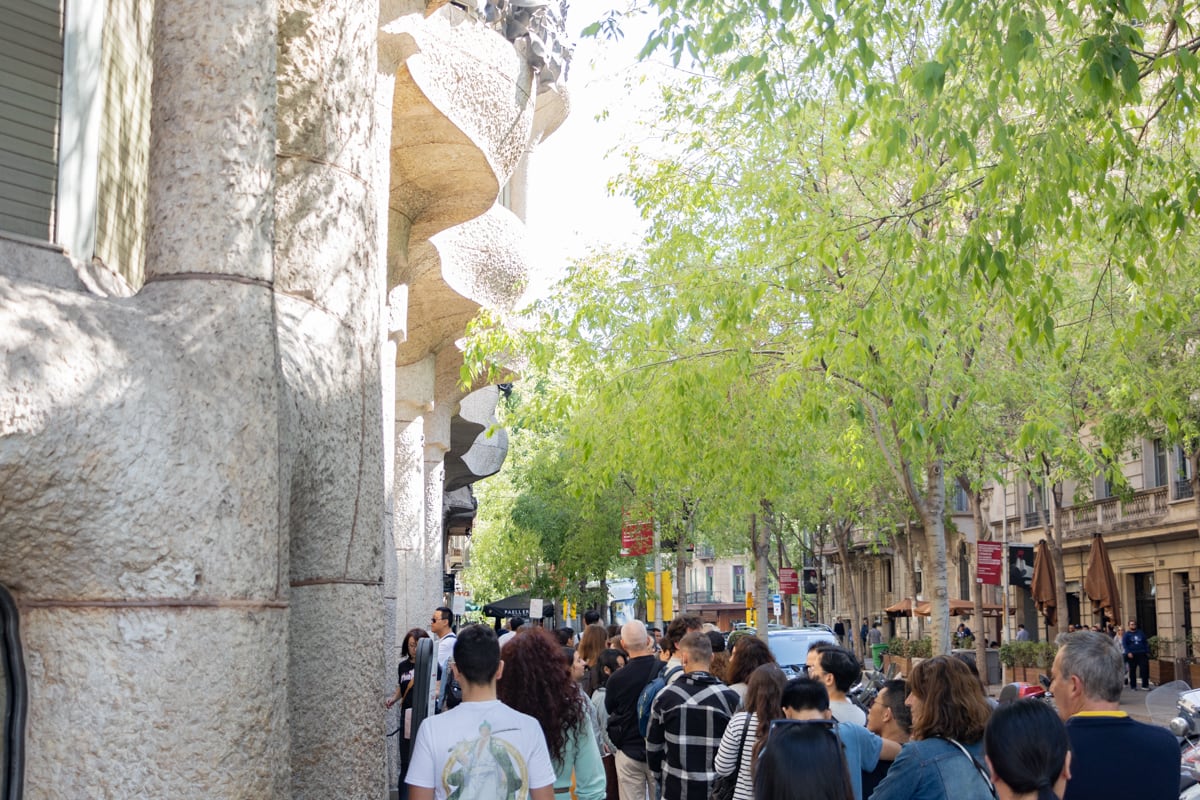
[{"xmin": 482, "ymin": 592, "xmax": 555, "ymax": 619}]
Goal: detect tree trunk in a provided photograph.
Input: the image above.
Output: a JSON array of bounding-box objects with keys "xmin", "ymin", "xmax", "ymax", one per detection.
[
  {"xmin": 833, "ymin": 520, "xmax": 863, "ymax": 659},
  {"xmin": 754, "ymin": 507, "xmax": 771, "ymax": 642},
  {"xmin": 677, "ymin": 538, "xmax": 688, "ymax": 616},
  {"xmin": 1050, "ymin": 482, "xmax": 1069, "ymax": 634},
  {"xmin": 922, "ymin": 458, "xmax": 952, "ymax": 655}
]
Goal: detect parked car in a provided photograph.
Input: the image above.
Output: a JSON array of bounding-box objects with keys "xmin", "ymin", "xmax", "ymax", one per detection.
[{"xmin": 767, "ymin": 628, "xmax": 839, "ymax": 678}]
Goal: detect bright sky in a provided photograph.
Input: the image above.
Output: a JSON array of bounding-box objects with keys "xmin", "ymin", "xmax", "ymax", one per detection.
[{"xmin": 522, "ymin": 1, "xmax": 664, "ymax": 303}]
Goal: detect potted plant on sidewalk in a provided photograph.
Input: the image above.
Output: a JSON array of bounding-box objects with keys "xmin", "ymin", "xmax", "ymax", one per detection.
[{"xmin": 1148, "ymin": 636, "xmax": 1176, "ymax": 685}]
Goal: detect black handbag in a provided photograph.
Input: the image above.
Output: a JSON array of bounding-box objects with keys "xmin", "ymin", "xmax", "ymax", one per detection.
[{"xmin": 709, "ymin": 717, "xmax": 749, "ymax": 800}]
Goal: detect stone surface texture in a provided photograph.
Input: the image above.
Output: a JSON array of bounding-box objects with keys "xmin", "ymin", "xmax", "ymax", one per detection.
[{"xmin": 0, "ymin": 0, "xmax": 566, "ymax": 795}]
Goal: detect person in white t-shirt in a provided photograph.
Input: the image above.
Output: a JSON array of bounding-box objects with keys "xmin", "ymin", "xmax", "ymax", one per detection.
[
  {"xmin": 408, "ymin": 623, "xmax": 556, "ymax": 800},
  {"xmin": 805, "ymin": 643, "xmax": 867, "ymax": 726},
  {"xmin": 431, "ymin": 606, "xmax": 457, "ymax": 672}
]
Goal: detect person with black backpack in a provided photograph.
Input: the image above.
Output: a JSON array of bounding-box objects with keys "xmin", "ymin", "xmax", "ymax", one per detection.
[{"xmin": 604, "ymin": 621, "xmax": 663, "ymax": 800}]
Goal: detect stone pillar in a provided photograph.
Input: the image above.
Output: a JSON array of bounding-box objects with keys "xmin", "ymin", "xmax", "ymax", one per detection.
[
  {"xmin": 144, "ymin": 0, "xmax": 275, "ymax": 282},
  {"xmin": 274, "ymin": 0, "xmax": 387, "ymax": 796}
]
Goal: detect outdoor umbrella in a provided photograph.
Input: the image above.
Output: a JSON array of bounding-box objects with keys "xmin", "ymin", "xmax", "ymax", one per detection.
[
  {"xmin": 1031, "ymin": 539, "xmax": 1058, "ymax": 628},
  {"xmin": 1083, "ymin": 533, "xmax": 1121, "ymax": 628},
  {"xmin": 885, "ymin": 598, "xmax": 917, "ymax": 616}
]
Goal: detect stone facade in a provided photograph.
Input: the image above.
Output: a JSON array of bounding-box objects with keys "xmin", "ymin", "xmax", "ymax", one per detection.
[
  {"xmin": 0, "ymin": 0, "xmax": 568, "ymax": 796},
  {"xmin": 822, "ymin": 442, "xmax": 1200, "ymax": 649}
]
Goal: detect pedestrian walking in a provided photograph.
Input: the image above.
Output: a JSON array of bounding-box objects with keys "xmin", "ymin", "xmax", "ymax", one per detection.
[
  {"xmin": 1121, "ymin": 619, "xmax": 1150, "ymax": 689},
  {"xmin": 860, "ymin": 618, "xmax": 869, "ymax": 654},
  {"xmin": 834, "ymin": 619, "xmax": 846, "ymax": 647},
  {"xmin": 498, "ymin": 627, "xmax": 606, "ymax": 800},
  {"xmin": 1015, "ymin": 624, "xmax": 1030, "ymax": 641}
]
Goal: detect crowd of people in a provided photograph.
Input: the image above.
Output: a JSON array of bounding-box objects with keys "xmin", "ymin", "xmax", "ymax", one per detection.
[{"xmin": 386, "ymin": 611, "xmax": 1181, "ymax": 800}]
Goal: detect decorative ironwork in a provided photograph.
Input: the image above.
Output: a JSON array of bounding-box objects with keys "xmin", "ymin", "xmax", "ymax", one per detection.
[{"xmin": 483, "ymin": 0, "xmax": 572, "ymax": 93}]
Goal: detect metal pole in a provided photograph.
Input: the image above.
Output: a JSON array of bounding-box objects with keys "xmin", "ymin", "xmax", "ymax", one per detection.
[
  {"xmin": 653, "ymin": 518, "xmax": 663, "ymax": 633},
  {"xmin": 1002, "ymin": 482, "xmax": 1011, "ymax": 644}
]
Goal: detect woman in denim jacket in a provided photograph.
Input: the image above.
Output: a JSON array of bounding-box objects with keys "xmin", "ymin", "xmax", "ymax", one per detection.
[{"xmin": 870, "ymin": 655, "xmax": 996, "ymax": 800}]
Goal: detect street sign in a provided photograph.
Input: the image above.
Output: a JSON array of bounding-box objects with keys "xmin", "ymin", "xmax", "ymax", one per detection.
[
  {"xmin": 977, "ymin": 541, "xmax": 1003, "ymax": 585},
  {"xmin": 620, "ymin": 518, "xmax": 653, "ymax": 557},
  {"xmin": 779, "ymin": 567, "xmax": 799, "ymax": 595},
  {"xmin": 772, "ymin": 594, "xmax": 782, "ymax": 617}
]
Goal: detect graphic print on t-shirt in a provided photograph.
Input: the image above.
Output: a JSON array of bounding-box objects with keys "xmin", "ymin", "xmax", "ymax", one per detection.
[{"xmin": 443, "ymin": 720, "xmax": 531, "ymax": 800}]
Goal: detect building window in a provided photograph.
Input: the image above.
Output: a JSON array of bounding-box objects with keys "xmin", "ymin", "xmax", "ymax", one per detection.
[
  {"xmin": 705, "ymin": 566, "xmax": 714, "ymax": 596},
  {"xmin": 1176, "ymin": 446, "xmax": 1195, "ymax": 500},
  {"xmin": 1095, "ymin": 474, "xmax": 1113, "ymax": 500},
  {"xmin": 951, "ymin": 483, "xmax": 970, "ymax": 513},
  {"xmin": 732, "ymin": 565, "xmax": 746, "ymax": 599},
  {"xmin": 1024, "ymin": 483, "xmax": 1044, "ymax": 528},
  {"xmin": 884, "ymin": 560, "xmax": 893, "ymax": 594},
  {"xmin": 1152, "ymin": 439, "xmax": 1169, "ymax": 488},
  {"xmin": 1, "ymin": 584, "xmax": 26, "ymax": 797}
]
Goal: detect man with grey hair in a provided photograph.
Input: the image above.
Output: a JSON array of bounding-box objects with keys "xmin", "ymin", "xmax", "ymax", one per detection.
[
  {"xmin": 1049, "ymin": 630, "xmax": 1178, "ymax": 800},
  {"xmin": 605, "ymin": 620, "xmax": 662, "ymax": 800}
]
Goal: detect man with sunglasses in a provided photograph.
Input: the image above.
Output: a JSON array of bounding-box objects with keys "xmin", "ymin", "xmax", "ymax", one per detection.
[
  {"xmin": 862, "ymin": 679, "xmax": 912, "ymax": 798},
  {"xmin": 779, "ymin": 678, "xmax": 901, "ymax": 800}
]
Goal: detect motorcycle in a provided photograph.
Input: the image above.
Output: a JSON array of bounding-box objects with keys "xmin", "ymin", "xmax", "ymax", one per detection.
[
  {"xmin": 1150, "ymin": 681, "xmax": 1200, "ymax": 798},
  {"xmin": 849, "ymin": 662, "xmax": 896, "ymax": 712},
  {"xmin": 997, "ymin": 673, "xmax": 1051, "ymax": 705}
]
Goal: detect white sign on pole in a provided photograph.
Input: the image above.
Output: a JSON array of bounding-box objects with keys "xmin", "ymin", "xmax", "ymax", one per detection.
[
  {"xmin": 772, "ymin": 594, "xmax": 782, "ymax": 617},
  {"xmin": 530, "ymin": 598, "xmax": 544, "ymax": 620},
  {"xmin": 452, "ymin": 594, "xmax": 466, "ymax": 615}
]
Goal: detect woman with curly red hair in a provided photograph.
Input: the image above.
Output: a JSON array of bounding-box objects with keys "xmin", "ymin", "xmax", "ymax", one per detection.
[{"xmin": 499, "ymin": 627, "xmax": 606, "ymax": 800}]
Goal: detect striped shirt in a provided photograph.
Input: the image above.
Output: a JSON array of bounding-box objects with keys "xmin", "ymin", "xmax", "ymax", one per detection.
[
  {"xmin": 646, "ymin": 671, "xmax": 739, "ymax": 800},
  {"xmin": 713, "ymin": 711, "xmax": 757, "ymax": 800}
]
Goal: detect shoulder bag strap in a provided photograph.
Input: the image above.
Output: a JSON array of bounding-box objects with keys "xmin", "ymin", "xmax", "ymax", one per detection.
[
  {"xmin": 944, "ymin": 738, "xmax": 998, "ymax": 800},
  {"xmin": 734, "ymin": 716, "xmax": 749, "ymax": 772}
]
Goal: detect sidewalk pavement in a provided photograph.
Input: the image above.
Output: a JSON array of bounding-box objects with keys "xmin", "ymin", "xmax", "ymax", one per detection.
[{"xmin": 982, "ymin": 681, "xmax": 1170, "ymax": 726}]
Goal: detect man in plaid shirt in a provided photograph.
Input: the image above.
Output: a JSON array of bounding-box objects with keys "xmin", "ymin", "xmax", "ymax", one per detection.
[{"xmin": 646, "ymin": 631, "xmax": 739, "ymax": 800}]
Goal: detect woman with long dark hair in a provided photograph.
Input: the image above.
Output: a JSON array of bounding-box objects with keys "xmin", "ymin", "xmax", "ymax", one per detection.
[
  {"xmin": 714, "ymin": 663, "xmax": 786, "ymax": 800},
  {"xmin": 984, "ymin": 700, "xmax": 1071, "ymax": 800},
  {"xmin": 870, "ymin": 655, "xmax": 996, "ymax": 800},
  {"xmin": 726, "ymin": 636, "xmax": 777, "ymax": 704},
  {"xmin": 498, "ymin": 627, "xmax": 606, "ymax": 800},
  {"xmin": 384, "ymin": 627, "xmax": 432, "ymax": 792},
  {"xmin": 755, "ymin": 719, "xmax": 854, "ymax": 800}
]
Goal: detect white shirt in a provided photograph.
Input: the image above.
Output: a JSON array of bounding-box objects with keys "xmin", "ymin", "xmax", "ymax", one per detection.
[
  {"xmin": 437, "ymin": 632, "xmax": 457, "ymax": 671},
  {"xmin": 407, "ymin": 699, "xmax": 556, "ymax": 800},
  {"xmin": 830, "ymin": 697, "xmax": 867, "ymax": 726}
]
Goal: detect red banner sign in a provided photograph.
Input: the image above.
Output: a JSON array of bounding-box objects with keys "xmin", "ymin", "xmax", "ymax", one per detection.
[
  {"xmin": 778, "ymin": 567, "xmax": 800, "ymax": 595},
  {"xmin": 620, "ymin": 519, "xmax": 653, "ymax": 557},
  {"xmin": 977, "ymin": 541, "xmax": 1003, "ymax": 586}
]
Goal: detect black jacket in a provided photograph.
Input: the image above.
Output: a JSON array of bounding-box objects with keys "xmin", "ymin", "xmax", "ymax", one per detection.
[{"xmin": 604, "ymin": 654, "xmax": 664, "ymax": 761}]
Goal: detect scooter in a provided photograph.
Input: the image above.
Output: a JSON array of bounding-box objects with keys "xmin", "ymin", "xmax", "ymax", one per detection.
[{"xmin": 997, "ymin": 673, "xmax": 1051, "ymax": 705}]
